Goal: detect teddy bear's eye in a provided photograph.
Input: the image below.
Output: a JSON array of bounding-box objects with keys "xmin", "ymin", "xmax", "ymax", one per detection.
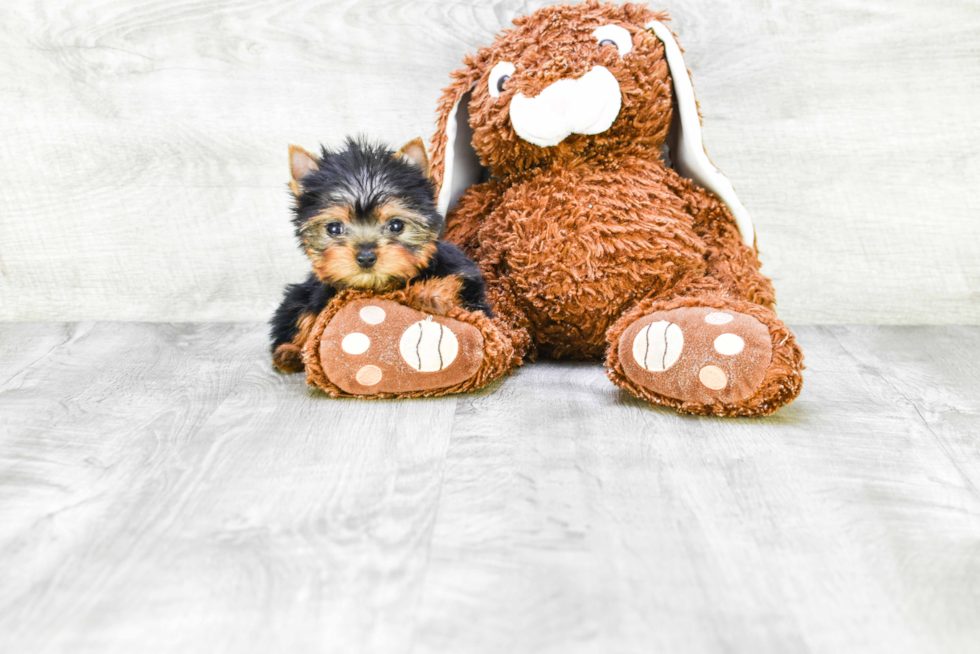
[
  {"xmin": 488, "ymin": 61, "xmax": 516, "ymax": 98},
  {"xmin": 592, "ymin": 25, "xmax": 633, "ymax": 57}
]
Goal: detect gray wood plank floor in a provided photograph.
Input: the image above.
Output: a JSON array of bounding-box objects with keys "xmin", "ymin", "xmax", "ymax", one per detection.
[{"xmin": 1, "ymin": 323, "xmax": 978, "ymax": 654}]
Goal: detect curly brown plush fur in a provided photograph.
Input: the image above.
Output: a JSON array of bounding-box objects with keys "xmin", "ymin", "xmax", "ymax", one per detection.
[{"xmin": 428, "ymin": 1, "xmax": 804, "ymax": 416}]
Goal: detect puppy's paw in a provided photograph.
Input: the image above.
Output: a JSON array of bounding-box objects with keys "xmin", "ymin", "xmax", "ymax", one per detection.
[
  {"xmin": 406, "ymin": 276, "xmax": 464, "ymax": 316},
  {"xmin": 273, "ymin": 343, "xmax": 305, "ymax": 374}
]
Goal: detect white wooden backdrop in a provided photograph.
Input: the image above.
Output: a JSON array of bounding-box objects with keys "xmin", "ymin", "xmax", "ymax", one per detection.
[{"xmin": 0, "ymin": 0, "xmax": 977, "ymax": 324}]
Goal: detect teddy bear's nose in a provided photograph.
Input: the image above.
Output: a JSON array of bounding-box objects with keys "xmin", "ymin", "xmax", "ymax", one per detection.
[
  {"xmin": 543, "ymin": 91, "xmax": 573, "ymax": 117},
  {"xmin": 509, "ymin": 66, "xmax": 622, "ymax": 147}
]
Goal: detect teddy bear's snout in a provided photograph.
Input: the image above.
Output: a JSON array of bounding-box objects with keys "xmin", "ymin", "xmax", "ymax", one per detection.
[{"xmin": 508, "ymin": 66, "xmax": 622, "ymax": 148}]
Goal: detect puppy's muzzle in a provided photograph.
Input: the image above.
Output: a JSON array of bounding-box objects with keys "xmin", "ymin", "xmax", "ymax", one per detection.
[
  {"xmin": 509, "ymin": 66, "xmax": 622, "ymax": 148},
  {"xmin": 356, "ymin": 249, "xmax": 377, "ymax": 268}
]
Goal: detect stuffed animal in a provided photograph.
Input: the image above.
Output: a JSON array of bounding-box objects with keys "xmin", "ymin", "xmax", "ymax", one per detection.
[
  {"xmin": 423, "ymin": 1, "xmax": 804, "ymax": 416},
  {"xmin": 303, "ymin": 0, "xmax": 803, "ymax": 417}
]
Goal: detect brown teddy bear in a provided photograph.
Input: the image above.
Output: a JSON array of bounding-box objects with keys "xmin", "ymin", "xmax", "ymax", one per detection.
[{"xmin": 305, "ymin": 1, "xmax": 803, "ymax": 417}]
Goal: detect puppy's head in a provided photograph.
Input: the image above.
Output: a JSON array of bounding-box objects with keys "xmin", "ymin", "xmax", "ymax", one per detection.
[{"xmin": 288, "ymin": 137, "xmax": 441, "ymax": 290}]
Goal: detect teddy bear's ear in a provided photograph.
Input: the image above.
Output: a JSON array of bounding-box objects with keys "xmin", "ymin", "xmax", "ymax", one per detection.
[
  {"xmin": 429, "ymin": 62, "xmax": 491, "ymax": 216},
  {"xmin": 647, "ymin": 21, "xmax": 755, "ymax": 246}
]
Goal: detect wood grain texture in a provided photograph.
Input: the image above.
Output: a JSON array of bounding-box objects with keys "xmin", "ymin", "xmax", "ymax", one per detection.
[
  {"xmin": 0, "ymin": 322, "xmax": 458, "ymax": 653},
  {"xmin": 1, "ymin": 323, "xmax": 979, "ymax": 653},
  {"xmin": 0, "ymin": 0, "xmax": 977, "ymax": 323}
]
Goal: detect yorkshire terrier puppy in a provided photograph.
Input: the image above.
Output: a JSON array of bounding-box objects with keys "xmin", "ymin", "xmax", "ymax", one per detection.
[{"xmin": 270, "ymin": 137, "xmax": 491, "ymax": 373}]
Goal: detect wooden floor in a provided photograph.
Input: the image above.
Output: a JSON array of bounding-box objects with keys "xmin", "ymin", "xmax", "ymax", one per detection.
[{"xmin": 1, "ymin": 323, "xmax": 978, "ymax": 654}]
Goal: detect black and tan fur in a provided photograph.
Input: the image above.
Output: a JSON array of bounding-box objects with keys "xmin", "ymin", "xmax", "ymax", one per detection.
[{"xmin": 270, "ymin": 137, "xmax": 491, "ymax": 373}]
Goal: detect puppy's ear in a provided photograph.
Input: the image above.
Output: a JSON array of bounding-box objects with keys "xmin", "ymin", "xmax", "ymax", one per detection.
[
  {"xmin": 395, "ymin": 138, "xmax": 430, "ymax": 178},
  {"xmin": 288, "ymin": 145, "xmax": 319, "ymax": 195}
]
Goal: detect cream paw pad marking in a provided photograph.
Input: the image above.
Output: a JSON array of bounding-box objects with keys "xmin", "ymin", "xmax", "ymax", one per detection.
[
  {"xmin": 618, "ymin": 307, "xmax": 773, "ymax": 405},
  {"xmin": 319, "ymin": 299, "xmax": 485, "ymax": 395}
]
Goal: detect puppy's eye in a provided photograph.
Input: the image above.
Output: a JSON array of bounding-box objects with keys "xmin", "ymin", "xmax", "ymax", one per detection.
[
  {"xmin": 592, "ymin": 24, "xmax": 633, "ymax": 57},
  {"xmin": 387, "ymin": 219, "xmax": 405, "ymax": 234},
  {"xmin": 488, "ymin": 61, "xmax": 516, "ymax": 98},
  {"xmin": 326, "ymin": 222, "xmax": 344, "ymax": 236}
]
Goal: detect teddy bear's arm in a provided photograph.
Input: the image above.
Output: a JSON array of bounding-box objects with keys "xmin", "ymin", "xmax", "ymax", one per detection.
[
  {"xmin": 671, "ymin": 179, "xmax": 778, "ymax": 311},
  {"xmin": 443, "ymin": 179, "xmax": 507, "ymax": 258}
]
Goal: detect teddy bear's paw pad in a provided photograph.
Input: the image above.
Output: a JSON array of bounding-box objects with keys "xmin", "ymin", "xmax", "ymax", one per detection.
[
  {"xmin": 319, "ymin": 299, "xmax": 484, "ymax": 395},
  {"xmin": 619, "ymin": 307, "xmax": 772, "ymax": 405}
]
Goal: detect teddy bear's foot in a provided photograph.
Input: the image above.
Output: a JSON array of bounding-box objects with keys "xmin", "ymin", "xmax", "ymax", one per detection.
[
  {"xmin": 317, "ymin": 299, "xmax": 486, "ymax": 395},
  {"xmin": 618, "ymin": 306, "xmax": 771, "ymax": 404},
  {"xmin": 608, "ymin": 303, "xmax": 803, "ymax": 416}
]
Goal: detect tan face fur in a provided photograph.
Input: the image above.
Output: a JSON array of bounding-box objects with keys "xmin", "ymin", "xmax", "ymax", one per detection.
[
  {"xmin": 300, "ymin": 200, "xmax": 437, "ymax": 291},
  {"xmin": 289, "ymin": 141, "xmax": 438, "ymax": 291}
]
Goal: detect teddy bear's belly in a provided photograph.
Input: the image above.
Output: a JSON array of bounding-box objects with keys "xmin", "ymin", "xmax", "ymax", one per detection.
[
  {"xmin": 474, "ymin": 161, "xmax": 709, "ymax": 360},
  {"xmin": 500, "ymin": 225, "xmax": 701, "ymax": 360}
]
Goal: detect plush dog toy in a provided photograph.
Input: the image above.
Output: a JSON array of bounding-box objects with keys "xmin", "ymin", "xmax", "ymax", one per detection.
[
  {"xmin": 304, "ymin": 1, "xmax": 803, "ymax": 416},
  {"xmin": 425, "ymin": 1, "xmax": 804, "ymax": 416}
]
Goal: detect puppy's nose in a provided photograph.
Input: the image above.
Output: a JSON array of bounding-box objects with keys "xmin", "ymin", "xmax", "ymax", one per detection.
[{"xmin": 355, "ymin": 249, "xmax": 377, "ymax": 268}]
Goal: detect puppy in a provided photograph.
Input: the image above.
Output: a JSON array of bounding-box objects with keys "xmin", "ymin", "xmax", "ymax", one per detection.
[{"xmin": 270, "ymin": 137, "xmax": 491, "ymax": 373}]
